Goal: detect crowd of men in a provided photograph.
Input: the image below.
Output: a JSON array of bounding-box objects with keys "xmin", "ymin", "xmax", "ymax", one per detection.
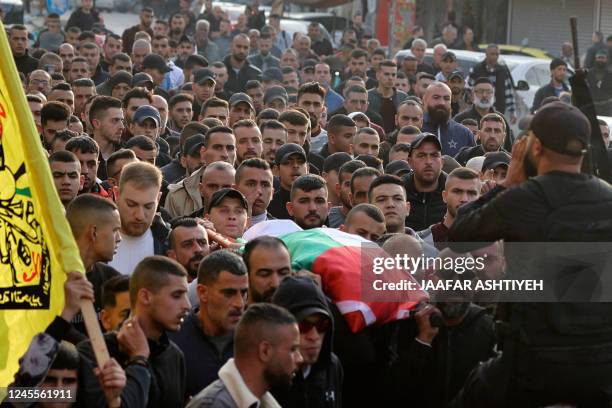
[{"xmin": 6, "ymin": 0, "xmax": 612, "ymax": 406}]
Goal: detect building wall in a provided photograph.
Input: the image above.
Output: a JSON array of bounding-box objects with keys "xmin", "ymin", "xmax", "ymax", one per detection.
[
  {"xmin": 509, "ymin": 0, "xmax": 595, "ymax": 55},
  {"xmin": 415, "ymin": 0, "xmax": 508, "ymax": 44},
  {"xmin": 599, "ymin": 0, "xmax": 612, "ymax": 36}
]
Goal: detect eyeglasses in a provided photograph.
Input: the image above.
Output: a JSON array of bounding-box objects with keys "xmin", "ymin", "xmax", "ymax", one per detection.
[{"xmin": 298, "ymin": 318, "xmax": 330, "ymax": 334}]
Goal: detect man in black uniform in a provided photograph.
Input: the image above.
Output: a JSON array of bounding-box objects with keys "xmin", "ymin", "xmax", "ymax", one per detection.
[{"xmin": 448, "ymin": 101, "xmax": 612, "ymax": 407}]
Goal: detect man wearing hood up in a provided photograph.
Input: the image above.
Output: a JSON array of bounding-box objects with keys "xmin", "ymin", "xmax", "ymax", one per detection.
[{"xmin": 271, "ymin": 276, "xmax": 343, "ymax": 408}]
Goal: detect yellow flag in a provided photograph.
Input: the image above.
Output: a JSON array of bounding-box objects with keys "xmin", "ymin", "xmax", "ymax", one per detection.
[{"xmin": 0, "ymin": 21, "xmax": 85, "ymax": 387}]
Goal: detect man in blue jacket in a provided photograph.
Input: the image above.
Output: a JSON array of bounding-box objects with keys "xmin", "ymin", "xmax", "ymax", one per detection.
[{"xmin": 421, "ymin": 82, "xmax": 475, "ymax": 157}]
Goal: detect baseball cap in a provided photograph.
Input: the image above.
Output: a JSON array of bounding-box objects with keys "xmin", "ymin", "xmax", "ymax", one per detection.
[
  {"xmin": 448, "ymin": 70, "xmax": 464, "ymax": 81},
  {"xmin": 207, "ymin": 188, "xmax": 249, "ymax": 213},
  {"xmin": 443, "ymin": 155, "xmax": 461, "ymax": 173},
  {"xmin": 385, "ymin": 160, "xmax": 412, "ymax": 176},
  {"xmin": 295, "ymin": 305, "xmax": 330, "ymax": 322},
  {"xmin": 302, "ymin": 59, "xmax": 317, "ymax": 72},
  {"xmin": 133, "ymin": 105, "xmax": 161, "ymax": 127},
  {"xmin": 131, "ymin": 72, "xmax": 154, "ymax": 88},
  {"xmin": 275, "ymin": 143, "xmax": 307, "ymax": 166},
  {"xmin": 323, "ymin": 152, "xmax": 352, "ymax": 173},
  {"xmin": 178, "ymin": 34, "xmax": 192, "ymax": 44},
  {"xmin": 142, "ymin": 54, "xmax": 172, "ymax": 73},
  {"xmin": 193, "ymin": 67, "xmax": 216, "ymax": 85},
  {"xmin": 264, "ymin": 85, "xmax": 288, "ymax": 105},
  {"xmin": 481, "ymin": 151, "xmax": 511, "ymax": 172},
  {"xmin": 182, "ymin": 134, "xmax": 206, "ymax": 157},
  {"xmin": 229, "ymin": 93, "xmax": 255, "ymax": 112},
  {"xmin": 348, "ymin": 112, "xmax": 370, "ymax": 123},
  {"xmin": 466, "ymin": 156, "xmax": 485, "ymax": 173},
  {"xmin": 596, "ymin": 49, "xmax": 608, "ymax": 58},
  {"xmin": 441, "ymin": 51, "xmax": 457, "ymax": 61},
  {"xmin": 474, "ymin": 77, "xmax": 493, "ymax": 87},
  {"xmin": 529, "ymin": 101, "xmax": 590, "ymax": 156},
  {"xmin": 408, "ymin": 133, "xmax": 442, "ymax": 156},
  {"xmin": 272, "ymin": 276, "xmax": 331, "ymax": 321},
  {"xmin": 262, "ymin": 67, "xmax": 283, "ymax": 82}
]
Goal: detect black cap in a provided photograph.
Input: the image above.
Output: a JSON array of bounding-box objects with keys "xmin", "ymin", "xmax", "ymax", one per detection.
[
  {"xmin": 482, "ymin": 151, "xmax": 511, "ymax": 172},
  {"xmin": 131, "ymin": 72, "xmax": 154, "ymax": 88},
  {"xmin": 263, "ymin": 85, "xmax": 288, "ymax": 105},
  {"xmin": 323, "ymin": 152, "xmax": 352, "ymax": 173},
  {"xmin": 347, "ymin": 112, "xmax": 370, "ymax": 123},
  {"xmin": 442, "ymin": 155, "xmax": 461, "ymax": 173},
  {"xmin": 182, "ymin": 134, "xmax": 206, "ymax": 157},
  {"xmin": 185, "ymin": 53, "xmax": 209, "ymax": 67},
  {"xmin": 142, "ymin": 54, "xmax": 172, "ymax": 73},
  {"xmin": 262, "ymin": 67, "xmax": 283, "ymax": 82},
  {"xmin": 272, "ymin": 276, "xmax": 330, "ymax": 321},
  {"xmin": 408, "ymin": 133, "xmax": 442, "ymax": 156},
  {"xmin": 529, "ymin": 101, "xmax": 590, "ymax": 156},
  {"xmin": 193, "ymin": 67, "xmax": 216, "ymax": 85},
  {"xmin": 207, "ymin": 188, "xmax": 249, "ymax": 214},
  {"xmin": 385, "ymin": 160, "xmax": 412, "ymax": 176},
  {"xmin": 441, "ymin": 51, "xmax": 457, "ymax": 61},
  {"xmin": 229, "ymin": 93, "xmax": 255, "ymax": 112},
  {"xmin": 447, "ymin": 69, "xmax": 464, "ymax": 81},
  {"xmin": 302, "ymin": 58, "xmax": 317, "ymax": 71},
  {"xmin": 275, "ymin": 143, "xmax": 307, "ymax": 166},
  {"xmin": 474, "ymin": 77, "xmax": 493, "ymax": 86}
]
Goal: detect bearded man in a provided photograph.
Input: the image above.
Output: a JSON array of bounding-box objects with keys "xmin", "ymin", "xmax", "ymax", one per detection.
[
  {"xmin": 454, "ymin": 77, "xmax": 514, "ymax": 151},
  {"xmin": 421, "ymin": 82, "xmax": 475, "ymax": 156}
]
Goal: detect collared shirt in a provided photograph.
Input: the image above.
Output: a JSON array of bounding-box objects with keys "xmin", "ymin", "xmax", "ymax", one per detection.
[
  {"xmin": 275, "ymin": 30, "xmax": 292, "ymax": 51},
  {"xmin": 219, "ymin": 359, "xmax": 281, "ymax": 408},
  {"xmin": 162, "ymin": 60, "xmax": 185, "ymax": 91},
  {"xmin": 250, "ymin": 211, "xmax": 268, "ymax": 226}
]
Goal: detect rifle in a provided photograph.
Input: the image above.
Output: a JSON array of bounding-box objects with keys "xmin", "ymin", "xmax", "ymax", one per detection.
[{"xmin": 569, "ymin": 16, "xmax": 612, "ymax": 182}]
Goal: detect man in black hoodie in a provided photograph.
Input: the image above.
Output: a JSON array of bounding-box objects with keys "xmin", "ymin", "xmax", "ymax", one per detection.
[{"xmin": 272, "ymin": 276, "xmax": 343, "ymax": 408}]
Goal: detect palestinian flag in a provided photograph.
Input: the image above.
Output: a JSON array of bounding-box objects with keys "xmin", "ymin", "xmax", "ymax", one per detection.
[{"xmin": 243, "ymin": 221, "xmax": 428, "ymax": 333}]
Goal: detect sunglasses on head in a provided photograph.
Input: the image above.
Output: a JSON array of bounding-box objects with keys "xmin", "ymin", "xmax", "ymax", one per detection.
[{"xmin": 298, "ymin": 317, "xmax": 331, "ymax": 334}]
